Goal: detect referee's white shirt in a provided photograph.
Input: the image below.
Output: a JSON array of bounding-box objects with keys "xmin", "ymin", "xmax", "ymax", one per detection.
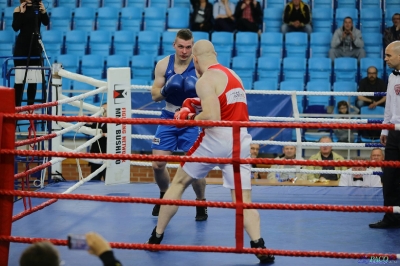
[{"xmin": 382, "ymin": 73, "xmax": 400, "ymax": 136}]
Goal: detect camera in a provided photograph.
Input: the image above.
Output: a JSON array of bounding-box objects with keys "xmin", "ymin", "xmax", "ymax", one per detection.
[
  {"xmin": 31, "ymin": 0, "xmax": 41, "ymax": 9},
  {"xmin": 67, "ymin": 234, "xmax": 89, "ymax": 250}
]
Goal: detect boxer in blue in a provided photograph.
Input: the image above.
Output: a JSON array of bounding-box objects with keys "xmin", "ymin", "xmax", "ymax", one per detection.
[{"xmin": 150, "ymin": 29, "xmax": 207, "ymax": 221}]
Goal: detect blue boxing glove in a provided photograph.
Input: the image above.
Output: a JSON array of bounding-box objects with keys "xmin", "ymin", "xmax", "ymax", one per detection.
[
  {"xmin": 183, "ymin": 76, "xmax": 198, "ymax": 98},
  {"xmin": 160, "ymin": 74, "xmax": 184, "ymax": 97}
]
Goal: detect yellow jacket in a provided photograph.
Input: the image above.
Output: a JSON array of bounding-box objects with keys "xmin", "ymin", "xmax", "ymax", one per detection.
[{"xmin": 307, "ymin": 151, "xmax": 347, "ymax": 180}]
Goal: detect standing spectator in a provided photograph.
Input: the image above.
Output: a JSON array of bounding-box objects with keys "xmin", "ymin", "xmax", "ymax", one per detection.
[
  {"xmin": 213, "ymin": 0, "xmax": 236, "ymax": 32},
  {"xmin": 383, "ymin": 13, "xmax": 400, "ymax": 49},
  {"xmin": 333, "ymin": 100, "xmax": 359, "ymax": 143},
  {"xmin": 329, "ymin": 17, "xmax": 366, "ymax": 62},
  {"xmin": 190, "ymin": 0, "xmax": 213, "ymax": 33},
  {"xmin": 338, "ymin": 157, "xmax": 382, "ymax": 187},
  {"xmin": 250, "ymin": 143, "xmax": 261, "ymax": 179},
  {"xmin": 357, "ymin": 66, "xmax": 387, "ymax": 108},
  {"xmin": 369, "ymin": 41, "xmax": 400, "ymax": 229},
  {"xmin": 267, "ymin": 145, "xmax": 307, "ymax": 182},
  {"xmin": 307, "ymin": 136, "xmax": 347, "ymax": 181},
  {"xmin": 234, "ymin": 0, "xmax": 263, "ymax": 34},
  {"xmin": 281, "ymin": 0, "xmax": 312, "ymax": 35}
]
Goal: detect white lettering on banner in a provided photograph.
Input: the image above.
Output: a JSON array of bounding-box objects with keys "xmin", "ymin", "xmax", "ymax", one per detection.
[{"xmin": 226, "ymin": 88, "xmax": 247, "ymax": 105}]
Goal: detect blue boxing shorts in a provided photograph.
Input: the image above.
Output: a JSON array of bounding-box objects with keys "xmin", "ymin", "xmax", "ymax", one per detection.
[{"xmin": 151, "ymin": 109, "xmax": 200, "ymax": 152}]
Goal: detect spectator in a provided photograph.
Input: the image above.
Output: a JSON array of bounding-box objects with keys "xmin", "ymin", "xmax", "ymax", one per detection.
[
  {"xmin": 369, "ymin": 148, "xmax": 384, "ymax": 172},
  {"xmin": 190, "ymin": 0, "xmax": 213, "ymax": 33},
  {"xmin": 333, "ymin": 100, "xmax": 359, "ymax": 143},
  {"xmin": 357, "ymin": 66, "xmax": 387, "ymax": 109},
  {"xmin": 213, "ymin": 0, "xmax": 236, "ymax": 32},
  {"xmin": 250, "ymin": 143, "xmax": 261, "ymax": 179},
  {"xmin": 307, "ymin": 136, "xmax": 347, "ymax": 181},
  {"xmin": 234, "ymin": 0, "xmax": 263, "ymax": 35},
  {"xmin": 338, "ymin": 157, "xmax": 382, "ymax": 187},
  {"xmin": 329, "ymin": 17, "xmax": 366, "ymax": 62},
  {"xmin": 281, "ymin": 0, "xmax": 312, "ymax": 35},
  {"xmin": 267, "ymin": 145, "xmax": 307, "ymax": 182},
  {"xmin": 383, "ymin": 13, "xmax": 400, "ymax": 48}
]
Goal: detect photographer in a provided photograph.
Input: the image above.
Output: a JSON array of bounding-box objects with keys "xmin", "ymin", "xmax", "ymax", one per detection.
[
  {"xmin": 329, "ymin": 17, "xmax": 366, "ymax": 62},
  {"xmin": 12, "ymin": 0, "xmax": 49, "ymax": 107}
]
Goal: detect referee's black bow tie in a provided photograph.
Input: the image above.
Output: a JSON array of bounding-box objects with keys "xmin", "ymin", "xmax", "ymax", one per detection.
[
  {"xmin": 393, "ymin": 70, "xmax": 400, "ymax": 76},
  {"xmin": 353, "ymin": 177, "xmax": 363, "ymax": 182}
]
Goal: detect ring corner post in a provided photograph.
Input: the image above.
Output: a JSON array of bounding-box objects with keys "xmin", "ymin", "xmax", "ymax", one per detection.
[{"xmin": 0, "ymin": 86, "xmax": 16, "ymax": 266}]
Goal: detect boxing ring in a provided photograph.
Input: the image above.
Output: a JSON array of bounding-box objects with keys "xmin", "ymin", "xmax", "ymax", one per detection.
[{"xmin": 1, "ymin": 66, "xmax": 400, "ymax": 266}]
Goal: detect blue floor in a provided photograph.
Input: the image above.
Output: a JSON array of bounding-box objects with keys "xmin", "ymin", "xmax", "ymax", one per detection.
[{"xmin": 7, "ymin": 182, "xmax": 400, "ymax": 266}]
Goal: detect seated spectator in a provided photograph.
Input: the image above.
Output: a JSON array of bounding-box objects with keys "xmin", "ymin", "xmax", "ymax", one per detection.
[
  {"xmin": 369, "ymin": 148, "xmax": 384, "ymax": 172},
  {"xmin": 329, "ymin": 17, "xmax": 366, "ymax": 62},
  {"xmin": 338, "ymin": 157, "xmax": 382, "ymax": 187},
  {"xmin": 234, "ymin": 0, "xmax": 263, "ymax": 34},
  {"xmin": 190, "ymin": 0, "xmax": 213, "ymax": 32},
  {"xmin": 213, "ymin": 0, "xmax": 236, "ymax": 32},
  {"xmin": 334, "ymin": 100, "xmax": 359, "ymax": 143},
  {"xmin": 383, "ymin": 13, "xmax": 400, "ymax": 48},
  {"xmin": 281, "ymin": 0, "xmax": 312, "ymax": 35},
  {"xmin": 250, "ymin": 143, "xmax": 261, "ymax": 179},
  {"xmin": 307, "ymin": 136, "xmax": 347, "ymax": 181},
  {"xmin": 357, "ymin": 66, "xmax": 387, "ymax": 108},
  {"xmin": 267, "ymin": 145, "xmax": 307, "ymax": 182}
]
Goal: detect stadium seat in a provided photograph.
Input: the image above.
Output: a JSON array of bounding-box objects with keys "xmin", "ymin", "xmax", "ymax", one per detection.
[
  {"xmin": 192, "ymin": 31, "xmax": 209, "ymax": 41},
  {"xmin": 263, "ymin": 7, "xmax": 283, "ymax": 32},
  {"xmin": 88, "ymin": 31, "xmax": 112, "ymax": 56},
  {"xmin": 144, "ymin": 7, "xmax": 167, "ymax": 32},
  {"xmin": 81, "ymin": 54, "xmax": 105, "ymax": 79},
  {"xmin": 333, "ymin": 57, "xmax": 358, "ymax": 82},
  {"xmin": 335, "ymin": 8, "xmax": 358, "ymax": 29},
  {"xmin": 285, "ymin": 32, "xmax": 308, "ymax": 58},
  {"xmin": 131, "ymin": 79, "xmax": 150, "ymax": 86},
  {"xmin": 137, "ymin": 31, "xmax": 161, "ymax": 57},
  {"xmin": 171, "ymin": 0, "xmax": 191, "ymax": 8},
  {"xmin": 264, "ymin": 0, "xmax": 285, "ymax": 8},
  {"xmin": 260, "ymin": 32, "xmax": 283, "ymax": 58},
  {"xmin": 65, "ymin": 30, "xmax": 88, "ymax": 55},
  {"xmin": 106, "ymin": 55, "xmax": 130, "ymax": 68},
  {"xmin": 211, "ymin": 32, "xmax": 234, "ymax": 58},
  {"xmin": 120, "ymin": 7, "xmax": 143, "ymax": 31},
  {"xmin": 96, "ymin": 7, "xmax": 120, "ymax": 31},
  {"xmin": 56, "ymin": 54, "xmax": 80, "ymax": 73},
  {"xmin": 217, "ymin": 54, "xmax": 231, "ymax": 68},
  {"xmin": 310, "ymin": 32, "xmax": 332, "ymax": 58},
  {"xmin": 363, "ymin": 33, "xmax": 383, "ymax": 58},
  {"xmin": 57, "ymin": 0, "xmax": 78, "ymax": 8},
  {"xmin": 41, "ymin": 30, "xmax": 64, "ymax": 57},
  {"xmin": 113, "ymin": 30, "xmax": 137, "ymax": 56},
  {"xmin": 312, "ymin": 0, "xmax": 333, "ymax": 8},
  {"xmin": 125, "ymin": 0, "xmax": 147, "ymax": 8},
  {"xmin": 359, "ymin": 106, "xmax": 385, "ymax": 143},
  {"xmin": 332, "ymin": 81, "xmax": 358, "ymax": 106},
  {"xmin": 231, "ymin": 56, "xmax": 256, "ymax": 89},
  {"xmin": 253, "ymin": 80, "xmax": 279, "ymax": 91},
  {"xmin": 161, "ymin": 31, "xmax": 176, "ymax": 55},
  {"xmin": 337, "ymin": 0, "xmax": 357, "ymax": 8},
  {"xmin": 235, "ymin": 32, "xmax": 259, "ymax": 58},
  {"xmin": 282, "ymin": 57, "xmax": 306, "ymax": 83},
  {"xmin": 359, "ymin": 0, "xmax": 381, "ymax": 9},
  {"xmin": 308, "ymin": 58, "xmax": 332, "ymax": 82},
  {"xmin": 131, "ymin": 55, "xmax": 155, "ymax": 82},
  {"xmin": 360, "ymin": 58, "xmax": 384, "ymax": 79},
  {"xmin": 311, "ymin": 7, "xmax": 333, "ymax": 33},
  {"xmin": 257, "ymin": 56, "xmax": 281, "ymax": 84},
  {"xmin": 3, "ymin": 7, "xmax": 16, "ymax": 30},
  {"xmin": 306, "ymin": 81, "xmax": 331, "ymax": 113},
  {"xmin": 307, "ymin": 80, "xmax": 331, "ymax": 92},
  {"xmin": 385, "ymin": 0, "xmax": 399, "ymax": 12},
  {"xmin": 360, "ymin": 8, "xmax": 382, "ymax": 33},
  {"xmin": 148, "ymin": 0, "xmax": 170, "ymax": 8},
  {"xmin": 167, "ymin": 7, "xmax": 189, "ymax": 30},
  {"xmin": 49, "ymin": 6, "xmax": 72, "ymax": 31},
  {"xmin": 102, "ymin": 0, "xmax": 124, "ymax": 8},
  {"xmin": 73, "ymin": 7, "xmax": 96, "ymax": 31},
  {"xmin": 79, "ymin": 0, "xmax": 100, "ymax": 8},
  {"xmin": 279, "ymin": 80, "xmax": 303, "ymax": 91},
  {"xmin": 0, "ymin": 30, "xmax": 14, "ymax": 67}
]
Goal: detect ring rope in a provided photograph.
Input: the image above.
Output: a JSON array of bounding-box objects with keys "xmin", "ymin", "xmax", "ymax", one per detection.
[{"xmin": 245, "ymin": 90, "xmax": 386, "ymax": 96}]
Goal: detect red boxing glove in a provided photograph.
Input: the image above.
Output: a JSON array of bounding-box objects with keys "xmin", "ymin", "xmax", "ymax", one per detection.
[
  {"xmin": 182, "ymin": 97, "xmax": 202, "ymax": 114},
  {"xmin": 174, "ymin": 107, "xmax": 196, "ymax": 120}
]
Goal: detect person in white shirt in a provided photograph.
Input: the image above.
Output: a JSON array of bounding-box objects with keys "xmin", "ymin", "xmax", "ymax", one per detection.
[
  {"xmin": 338, "ymin": 157, "xmax": 382, "ymax": 187},
  {"xmin": 369, "ymin": 41, "xmax": 400, "ymax": 229}
]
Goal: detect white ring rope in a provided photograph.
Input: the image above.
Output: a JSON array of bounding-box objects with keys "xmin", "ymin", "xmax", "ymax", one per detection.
[{"xmin": 245, "ymin": 90, "xmax": 384, "ymax": 96}]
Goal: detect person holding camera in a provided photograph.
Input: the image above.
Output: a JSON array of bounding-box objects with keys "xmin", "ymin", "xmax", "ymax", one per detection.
[
  {"xmin": 12, "ymin": 0, "xmax": 49, "ymax": 107},
  {"xmin": 329, "ymin": 17, "xmax": 366, "ymax": 62}
]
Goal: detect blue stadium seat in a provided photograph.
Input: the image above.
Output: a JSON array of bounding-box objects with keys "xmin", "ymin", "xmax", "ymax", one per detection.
[
  {"xmin": 217, "ymin": 54, "xmax": 231, "ymax": 68},
  {"xmin": 131, "ymin": 55, "xmax": 155, "ymax": 82},
  {"xmin": 113, "ymin": 30, "xmax": 137, "ymax": 56},
  {"xmin": 65, "ymin": 30, "xmax": 88, "ymax": 55},
  {"xmin": 235, "ymin": 32, "xmax": 259, "ymax": 58},
  {"xmin": 56, "ymin": 54, "xmax": 80, "ymax": 73},
  {"xmin": 309, "ymin": 32, "xmax": 331, "ymax": 58},
  {"xmin": 308, "ymin": 58, "xmax": 332, "ymax": 82},
  {"xmin": 73, "ymin": 7, "xmax": 96, "ymax": 31},
  {"xmin": 335, "ymin": 8, "xmax": 358, "ymax": 30},
  {"xmin": 49, "ymin": 7, "xmax": 73, "ymax": 31},
  {"xmin": 102, "ymin": 0, "xmax": 124, "ymax": 8},
  {"xmin": 171, "ymin": 0, "xmax": 191, "ymax": 8},
  {"xmin": 41, "ymin": 30, "xmax": 64, "ymax": 57},
  {"xmin": 79, "ymin": 0, "xmax": 101, "ymax": 8},
  {"xmin": 96, "ymin": 7, "xmax": 120, "ymax": 31},
  {"xmin": 385, "ymin": 0, "xmax": 399, "ymax": 12},
  {"xmin": 211, "ymin": 32, "xmax": 234, "ymax": 58},
  {"xmin": 253, "ymin": 80, "xmax": 278, "ymax": 91},
  {"xmin": 161, "ymin": 31, "xmax": 176, "ymax": 55},
  {"xmin": 131, "ymin": 79, "xmax": 150, "ymax": 86},
  {"xmin": 333, "ymin": 81, "xmax": 358, "ymax": 105},
  {"xmin": 359, "ymin": 0, "xmax": 381, "ymax": 9},
  {"xmin": 3, "ymin": 7, "xmax": 16, "ymax": 30},
  {"xmin": 311, "ymin": 8, "xmax": 333, "ymax": 33},
  {"xmin": 148, "ymin": 0, "xmax": 170, "ymax": 8},
  {"xmin": 88, "ymin": 30, "xmax": 112, "ymax": 56},
  {"xmin": 337, "ymin": 0, "xmax": 357, "ymax": 8},
  {"xmin": 363, "ymin": 33, "xmax": 383, "ymax": 58},
  {"xmin": 167, "ymin": 7, "xmax": 189, "ymax": 30},
  {"xmin": 192, "ymin": 31, "xmax": 209, "ymax": 41},
  {"xmin": 264, "ymin": 0, "xmax": 285, "ymax": 8},
  {"xmin": 360, "ymin": 58, "xmax": 384, "ymax": 79},
  {"xmin": 334, "ymin": 57, "xmax": 358, "ymax": 82},
  {"xmin": 312, "ymin": 0, "xmax": 333, "ymax": 8},
  {"xmin": 360, "ymin": 8, "xmax": 382, "ymax": 33},
  {"xmin": 306, "ymin": 81, "xmax": 331, "ymax": 113},
  {"xmin": 306, "ymin": 80, "xmax": 331, "ymax": 92},
  {"xmin": 285, "ymin": 32, "xmax": 308, "ymax": 58},
  {"xmin": 257, "ymin": 56, "xmax": 281, "ymax": 84},
  {"xmin": 359, "ymin": 106, "xmax": 385, "ymax": 143},
  {"xmin": 279, "ymin": 80, "xmax": 303, "ymax": 91},
  {"xmin": 56, "ymin": 0, "xmax": 78, "ymax": 8},
  {"xmin": 106, "ymin": 55, "xmax": 130, "ymax": 68},
  {"xmin": 144, "ymin": 7, "xmax": 167, "ymax": 32},
  {"xmin": 260, "ymin": 32, "xmax": 283, "ymax": 58},
  {"xmin": 0, "ymin": 0, "xmax": 7, "ymax": 8},
  {"xmin": 81, "ymin": 54, "xmax": 105, "ymax": 79},
  {"xmin": 120, "ymin": 7, "xmax": 143, "ymax": 31},
  {"xmin": 263, "ymin": 7, "xmax": 283, "ymax": 32},
  {"xmin": 125, "ymin": 0, "xmax": 147, "ymax": 8},
  {"xmin": 137, "ymin": 31, "xmax": 161, "ymax": 57},
  {"xmin": 231, "ymin": 56, "xmax": 256, "ymax": 89},
  {"xmin": 0, "ymin": 30, "xmax": 15, "ymax": 59},
  {"xmin": 282, "ymin": 57, "xmax": 306, "ymax": 83}
]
